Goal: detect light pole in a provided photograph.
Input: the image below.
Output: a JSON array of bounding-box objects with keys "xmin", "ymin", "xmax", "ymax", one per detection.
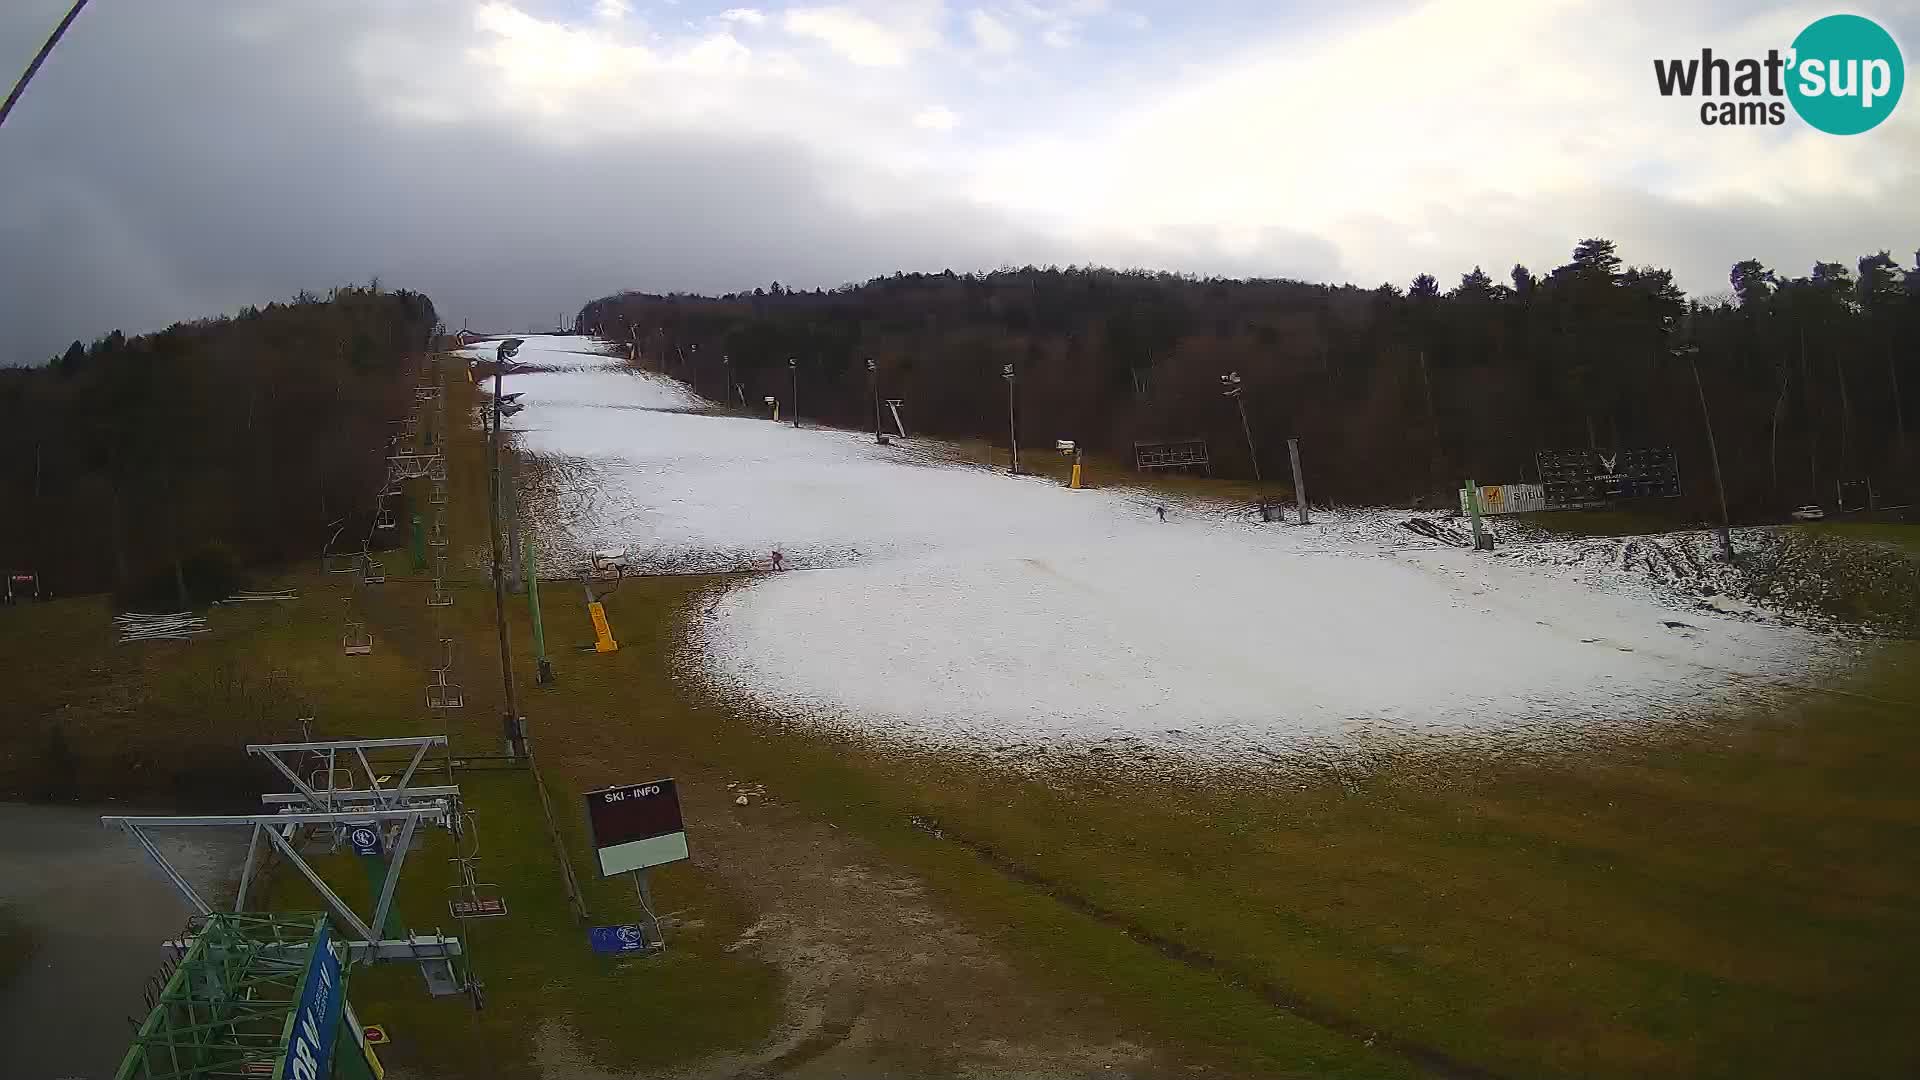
[
  {"xmin": 867, "ymin": 357, "xmax": 886, "ymax": 444},
  {"xmin": 1221, "ymin": 372, "xmax": 1262, "ymax": 482},
  {"xmin": 788, "ymin": 357, "xmax": 800, "ymax": 428},
  {"xmin": 490, "ymin": 338, "xmax": 526, "ymax": 758},
  {"xmin": 1002, "ymin": 362, "xmax": 1020, "ymax": 475},
  {"xmin": 1676, "ymin": 343, "xmax": 1735, "ymax": 562},
  {"xmin": 722, "ymin": 353, "xmax": 733, "ymax": 406}
]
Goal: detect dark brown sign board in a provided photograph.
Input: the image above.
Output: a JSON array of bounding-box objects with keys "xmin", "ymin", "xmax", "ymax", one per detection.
[{"xmin": 584, "ymin": 779, "xmax": 689, "ymax": 877}]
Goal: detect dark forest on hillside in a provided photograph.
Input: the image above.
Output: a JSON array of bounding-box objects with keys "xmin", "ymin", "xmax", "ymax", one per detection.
[
  {"xmin": 581, "ymin": 240, "xmax": 1919, "ymax": 518},
  {"xmin": 0, "ymin": 286, "xmax": 439, "ymax": 603}
]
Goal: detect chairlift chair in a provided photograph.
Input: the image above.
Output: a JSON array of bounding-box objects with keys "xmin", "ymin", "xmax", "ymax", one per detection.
[
  {"xmin": 428, "ymin": 457, "xmax": 448, "ymax": 481},
  {"xmin": 322, "ymin": 520, "xmax": 358, "ymax": 574},
  {"xmin": 362, "ymin": 553, "xmax": 386, "ymax": 585},
  {"xmin": 306, "ymin": 766, "xmax": 355, "ymax": 798},
  {"xmin": 430, "ymin": 482, "xmax": 449, "ymax": 506},
  {"xmin": 427, "ymin": 557, "xmax": 453, "ymax": 607},
  {"xmin": 429, "ymin": 518, "xmax": 449, "ymax": 548},
  {"xmin": 432, "ymin": 637, "xmax": 457, "ymax": 678},
  {"xmin": 342, "ymin": 618, "xmax": 372, "ymax": 656},
  {"xmin": 427, "ymin": 638, "xmax": 464, "ymax": 709},
  {"xmin": 446, "ymin": 816, "xmax": 506, "ymax": 920},
  {"xmin": 374, "ymin": 506, "xmax": 397, "ymax": 531},
  {"xmin": 389, "ymin": 453, "xmax": 435, "ymax": 480}
]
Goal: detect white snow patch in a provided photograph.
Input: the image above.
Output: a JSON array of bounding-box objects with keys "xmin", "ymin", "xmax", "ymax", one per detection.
[{"xmin": 488, "ymin": 336, "xmax": 1832, "ymax": 764}]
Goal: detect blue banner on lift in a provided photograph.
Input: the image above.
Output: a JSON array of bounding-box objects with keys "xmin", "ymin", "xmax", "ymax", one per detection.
[
  {"xmin": 589, "ymin": 924, "xmax": 654, "ymax": 954},
  {"xmin": 281, "ymin": 922, "xmax": 344, "ymax": 1080}
]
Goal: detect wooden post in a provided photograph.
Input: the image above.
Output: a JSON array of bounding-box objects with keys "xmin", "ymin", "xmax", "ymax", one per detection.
[{"xmin": 1288, "ymin": 438, "xmax": 1308, "ymax": 525}]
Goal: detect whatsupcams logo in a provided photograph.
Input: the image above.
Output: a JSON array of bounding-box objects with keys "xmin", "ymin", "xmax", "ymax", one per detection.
[{"xmin": 1654, "ymin": 13, "xmax": 1904, "ymax": 132}]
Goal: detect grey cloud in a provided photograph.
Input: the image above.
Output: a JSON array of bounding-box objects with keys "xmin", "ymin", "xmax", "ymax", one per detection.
[
  {"xmin": 0, "ymin": 1, "xmax": 1061, "ymax": 362},
  {"xmin": 4, "ymin": 1, "xmax": 1909, "ymax": 365}
]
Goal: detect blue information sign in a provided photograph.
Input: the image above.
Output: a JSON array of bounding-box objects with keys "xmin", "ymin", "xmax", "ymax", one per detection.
[
  {"xmin": 589, "ymin": 924, "xmax": 655, "ymax": 954},
  {"xmin": 347, "ymin": 823, "xmax": 382, "ymax": 858},
  {"xmin": 280, "ymin": 923, "xmax": 344, "ymax": 1080}
]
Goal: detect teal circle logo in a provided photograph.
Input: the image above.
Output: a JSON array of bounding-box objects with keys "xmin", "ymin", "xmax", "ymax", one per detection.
[{"xmin": 1788, "ymin": 14, "xmax": 1904, "ymax": 134}]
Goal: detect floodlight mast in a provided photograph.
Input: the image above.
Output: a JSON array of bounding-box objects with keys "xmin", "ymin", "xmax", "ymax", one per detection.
[
  {"xmin": 1220, "ymin": 372, "xmax": 1261, "ymax": 482},
  {"xmin": 867, "ymin": 357, "xmax": 885, "ymax": 444},
  {"xmin": 1002, "ymin": 362, "xmax": 1020, "ymax": 475},
  {"xmin": 1675, "ymin": 341, "xmax": 1735, "ymax": 562}
]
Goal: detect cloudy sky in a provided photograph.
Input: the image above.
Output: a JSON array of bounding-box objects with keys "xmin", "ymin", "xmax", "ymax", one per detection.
[{"xmin": 1, "ymin": 0, "xmax": 1915, "ymax": 363}]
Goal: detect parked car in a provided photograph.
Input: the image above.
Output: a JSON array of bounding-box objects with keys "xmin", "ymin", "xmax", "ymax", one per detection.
[{"xmin": 1790, "ymin": 505, "xmax": 1826, "ymax": 521}]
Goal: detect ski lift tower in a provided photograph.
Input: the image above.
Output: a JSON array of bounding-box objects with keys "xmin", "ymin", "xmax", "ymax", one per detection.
[
  {"xmin": 103, "ymin": 736, "xmax": 481, "ymax": 1003},
  {"xmin": 113, "ymin": 911, "xmax": 380, "ymax": 1080}
]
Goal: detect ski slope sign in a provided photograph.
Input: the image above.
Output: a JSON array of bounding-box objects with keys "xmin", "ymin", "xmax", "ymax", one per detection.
[{"xmin": 584, "ymin": 779, "xmax": 689, "ymax": 877}]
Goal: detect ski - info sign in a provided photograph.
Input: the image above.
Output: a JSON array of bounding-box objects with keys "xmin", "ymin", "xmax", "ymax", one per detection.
[{"xmin": 584, "ymin": 779, "xmax": 689, "ymax": 877}]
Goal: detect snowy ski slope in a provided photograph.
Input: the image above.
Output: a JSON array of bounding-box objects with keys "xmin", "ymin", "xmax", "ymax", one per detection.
[{"xmin": 477, "ymin": 336, "xmax": 1827, "ymax": 764}]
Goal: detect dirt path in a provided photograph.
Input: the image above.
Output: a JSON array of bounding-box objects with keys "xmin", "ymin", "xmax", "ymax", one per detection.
[{"xmin": 532, "ymin": 763, "xmax": 1156, "ymax": 1079}]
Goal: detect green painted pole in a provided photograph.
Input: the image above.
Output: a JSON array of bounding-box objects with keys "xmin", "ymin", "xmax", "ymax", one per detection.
[{"xmin": 526, "ymin": 535, "xmax": 554, "ymax": 686}]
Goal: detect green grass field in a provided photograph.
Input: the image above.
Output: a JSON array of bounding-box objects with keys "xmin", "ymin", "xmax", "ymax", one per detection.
[
  {"xmin": 6, "ymin": 363, "xmax": 1919, "ymax": 1078},
  {"xmin": 0, "ymin": 904, "xmax": 33, "ymax": 988},
  {"xmin": 598, "ymin": 572, "xmax": 1920, "ymax": 1079}
]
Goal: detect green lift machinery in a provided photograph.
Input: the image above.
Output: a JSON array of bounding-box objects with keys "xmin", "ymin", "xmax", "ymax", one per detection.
[{"xmin": 114, "ymin": 912, "xmax": 383, "ymax": 1080}]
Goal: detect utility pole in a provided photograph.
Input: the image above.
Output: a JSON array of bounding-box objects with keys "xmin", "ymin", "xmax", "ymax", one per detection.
[
  {"xmin": 867, "ymin": 357, "xmax": 885, "ymax": 444},
  {"xmin": 1220, "ymin": 372, "xmax": 1261, "ymax": 482},
  {"xmin": 1679, "ymin": 344, "xmax": 1735, "ymax": 562},
  {"xmin": 489, "ymin": 338, "xmax": 526, "ymax": 758},
  {"xmin": 788, "ymin": 357, "xmax": 800, "ymax": 428},
  {"xmin": 1002, "ymin": 362, "xmax": 1020, "ymax": 475}
]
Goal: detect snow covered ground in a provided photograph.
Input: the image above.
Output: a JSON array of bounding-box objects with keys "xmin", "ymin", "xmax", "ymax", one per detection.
[{"xmin": 474, "ymin": 336, "xmax": 1833, "ymax": 766}]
